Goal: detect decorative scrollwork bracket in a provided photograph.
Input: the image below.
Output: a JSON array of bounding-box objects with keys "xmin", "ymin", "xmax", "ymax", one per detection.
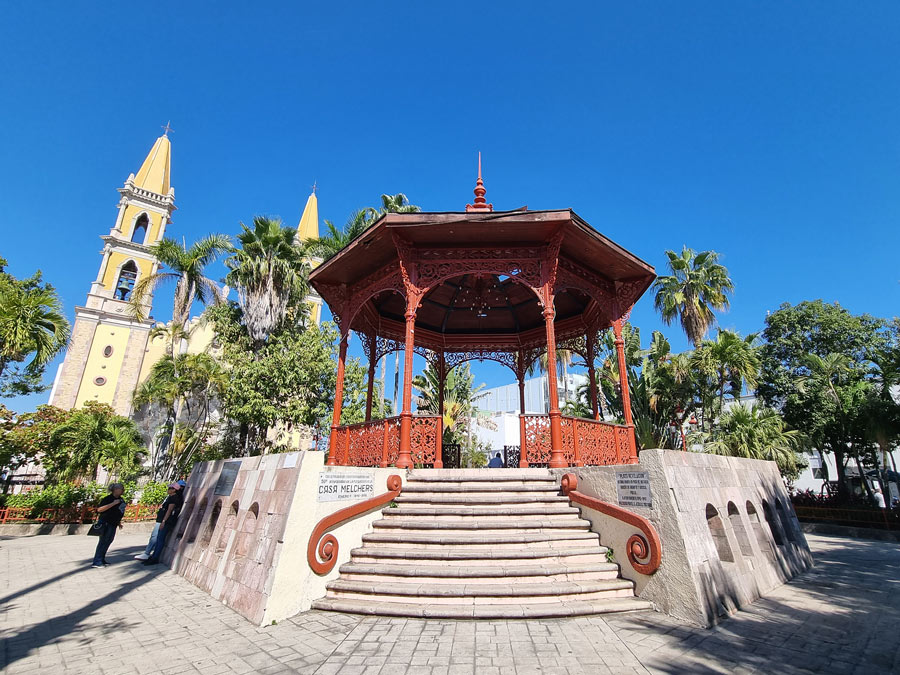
[
  {"xmin": 307, "ymin": 474, "xmax": 403, "ymax": 575},
  {"xmin": 560, "ymin": 473, "xmax": 662, "ymax": 575}
]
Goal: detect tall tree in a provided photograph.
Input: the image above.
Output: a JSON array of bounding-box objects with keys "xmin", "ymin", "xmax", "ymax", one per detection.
[
  {"xmin": 0, "ymin": 257, "xmax": 69, "ymax": 397},
  {"xmin": 132, "ymin": 351, "xmax": 226, "ymax": 478},
  {"xmin": 692, "ymin": 329, "xmax": 760, "ymax": 417},
  {"xmin": 225, "ymin": 217, "xmax": 310, "ymax": 345},
  {"xmin": 653, "ymin": 247, "xmax": 734, "ymax": 347},
  {"xmin": 305, "ymin": 209, "xmax": 378, "ymax": 261},
  {"xmin": 759, "ymin": 301, "xmax": 887, "ymax": 498},
  {"xmin": 129, "ymin": 234, "xmax": 232, "ymax": 357},
  {"xmin": 209, "ymin": 304, "xmax": 367, "ymax": 453},
  {"xmin": 701, "ymin": 403, "xmax": 806, "ymax": 478},
  {"xmin": 44, "ymin": 402, "xmax": 143, "ymax": 483},
  {"xmin": 412, "ymin": 363, "xmax": 492, "ymax": 446}
]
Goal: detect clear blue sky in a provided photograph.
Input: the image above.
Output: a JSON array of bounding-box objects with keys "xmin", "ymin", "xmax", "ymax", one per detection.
[{"xmin": 2, "ymin": 2, "xmax": 899, "ymax": 413}]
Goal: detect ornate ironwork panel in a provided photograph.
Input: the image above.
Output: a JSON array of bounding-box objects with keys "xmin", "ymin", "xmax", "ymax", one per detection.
[
  {"xmin": 572, "ymin": 417, "xmax": 619, "ymax": 465},
  {"xmin": 523, "ymin": 414, "xmax": 635, "ymax": 467},
  {"xmin": 345, "ymin": 419, "xmax": 386, "ymax": 467},
  {"xmin": 617, "ymin": 424, "xmax": 638, "ymax": 463},
  {"xmin": 410, "ymin": 415, "xmax": 440, "ymax": 467}
]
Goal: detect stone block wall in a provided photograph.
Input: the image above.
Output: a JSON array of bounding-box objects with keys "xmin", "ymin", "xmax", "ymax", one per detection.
[
  {"xmin": 165, "ymin": 452, "xmax": 306, "ymax": 625},
  {"xmin": 166, "ymin": 453, "xmax": 404, "ymax": 625},
  {"xmin": 553, "ymin": 449, "xmax": 813, "ymax": 627}
]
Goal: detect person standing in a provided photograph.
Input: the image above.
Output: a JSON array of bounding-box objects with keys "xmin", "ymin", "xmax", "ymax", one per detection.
[
  {"xmin": 874, "ymin": 488, "xmax": 886, "ymax": 509},
  {"xmin": 92, "ymin": 483, "xmax": 126, "ymax": 568},
  {"xmin": 143, "ymin": 483, "xmax": 184, "ymax": 566}
]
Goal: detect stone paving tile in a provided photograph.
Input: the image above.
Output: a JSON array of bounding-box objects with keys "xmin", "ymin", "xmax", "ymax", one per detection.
[{"xmin": 2, "ymin": 533, "xmax": 900, "ymax": 673}]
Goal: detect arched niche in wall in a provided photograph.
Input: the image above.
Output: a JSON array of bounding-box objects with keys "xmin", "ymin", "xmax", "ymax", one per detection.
[
  {"xmin": 706, "ymin": 504, "xmax": 735, "ymax": 563},
  {"xmin": 727, "ymin": 501, "xmax": 754, "ymax": 558},
  {"xmin": 216, "ymin": 500, "xmax": 239, "ymax": 553},
  {"xmin": 775, "ymin": 500, "xmax": 796, "ymax": 543},
  {"xmin": 201, "ymin": 499, "xmax": 222, "ymax": 547},
  {"xmin": 762, "ymin": 499, "xmax": 784, "ymax": 546}
]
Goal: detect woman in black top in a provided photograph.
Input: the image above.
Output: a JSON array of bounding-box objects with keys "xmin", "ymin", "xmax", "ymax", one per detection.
[{"xmin": 92, "ymin": 483, "xmax": 126, "ymax": 568}]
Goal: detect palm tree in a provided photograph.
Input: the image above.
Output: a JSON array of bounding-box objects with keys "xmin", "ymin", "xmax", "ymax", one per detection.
[
  {"xmin": 412, "ymin": 363, "xmax": 491, "ymax": 443},
  {"xmin": 304, "ymin": 209, "xmax": 378, "ymax": 261},
  {"xmin": 692, "ymin": 330, "xmax": 760, "ymax": 416},
  {"xmin": 378, "ymin": 193, "xmax": 420, "ymax": 215},
  {"xmin": 0, "ymin": 285, "xmax": 69, "ymax": 383},
  {"xmin": 702, "ymin": 404, "xmax": 805, "ymax": 477},
  {"xmin": 133, "ymin": 351, "xmax": 226, "ymax": 478},
  {"xmin": 225, "ymin": 216, "xmax": 310, "ymax": 345},
  {"xmin": 653, "ymin": 247, "xmax": 734, "ymax": 347},
  {"xmin": 98, "ymin": 417, "xmax": 144, "ymax": 482},
  {"xmin": 129, "ymin": 234, "xmax": 232, "ymax": 357}
]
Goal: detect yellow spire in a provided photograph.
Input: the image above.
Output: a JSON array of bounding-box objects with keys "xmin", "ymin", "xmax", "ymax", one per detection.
[
  {"xmin": 296, "ymin": 189, "xmax": 319, "ymax": 241},
  {"xmin": 133, "ymin": 134, "xmax": 171, "ymax": 195}
]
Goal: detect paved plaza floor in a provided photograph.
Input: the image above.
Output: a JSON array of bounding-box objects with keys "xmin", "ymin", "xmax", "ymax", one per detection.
[{"xmin": 1, "ymin": 532, "xmax": 897, "ymax": 674}]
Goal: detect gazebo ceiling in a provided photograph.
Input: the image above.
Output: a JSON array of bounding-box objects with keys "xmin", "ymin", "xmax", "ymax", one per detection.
[{"xmin": 309, "ymin": 208, "xmax": 655, "ymax": 352}]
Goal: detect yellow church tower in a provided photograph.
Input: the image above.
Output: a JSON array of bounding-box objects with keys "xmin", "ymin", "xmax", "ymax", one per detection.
[
  {"xmin": 49, "ymin": 132, "xmax": 175, "ymax": 415},
  {"xmin": 296, "ymin": 187, "xmax": 323, "ymax": 324}
]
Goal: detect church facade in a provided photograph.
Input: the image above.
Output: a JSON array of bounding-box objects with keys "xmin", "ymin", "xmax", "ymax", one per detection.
[{"xmin": 48, "ymin": 133, "xmax": 322, "ymax": 420}]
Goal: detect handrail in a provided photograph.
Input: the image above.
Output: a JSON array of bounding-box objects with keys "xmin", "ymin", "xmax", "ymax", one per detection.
[
  {"xmin": 307, "ymin": 474, "xmax": 403, "ymax": 575},
  {"xmin": 561, "ymin": 473, "xmax": 661, "ymax": 575}
]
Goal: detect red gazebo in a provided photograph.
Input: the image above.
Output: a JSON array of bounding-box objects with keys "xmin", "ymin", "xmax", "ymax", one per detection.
[{"xmin": 309, "ymin": 171, "xmax": 655, "ymax": 470}]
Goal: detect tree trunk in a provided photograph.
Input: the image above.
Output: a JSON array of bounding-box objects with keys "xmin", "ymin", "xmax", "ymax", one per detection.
[
  {"xmin": 855, "ymin": 454, "xmax": 874, "ymax": 501},
  {"xmin": 833, "ymin": 448, "xmax": 850, "ymax": 500}
]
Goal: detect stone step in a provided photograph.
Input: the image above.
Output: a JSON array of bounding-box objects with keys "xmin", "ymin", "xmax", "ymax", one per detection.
[
  {"xmin": 361, "ymin": 531, "xmax": 600, "ymax": 548},
  {"xmin": 385, "ymin": 505, "xmax": 581, "ymax": 518},
  {"xmin": 311, "ymin": 597, "xmax": 654, "ymax": 619},
  {"xmin": 349, "ymin": 545, "xmax": 610, "ymax": 564},
  {"xmin": 338, "ymin": 561, "xmax": 620, "ymax": 581},
  {"xmin": 326, "ymin": 579, "xmax": 635, "ymax": 604},
  {"xmin": 402, "ymin": 483, "xmax": 560, "ymax": 493},
  {"xmin": 407, "ymin": 469, "xmax": 554, "ymax": 482},
  {"xmin": 371, "ymin": 518, "xmax": 590, "ymax": 532},
  {"xmin": 395, "ymin": 493, "xmax": 570, "ymax": 505}
]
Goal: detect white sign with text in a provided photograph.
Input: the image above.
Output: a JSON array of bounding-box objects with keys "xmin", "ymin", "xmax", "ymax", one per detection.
[
  {"xmin": 616, "ymin": 471, "xmax": 652, "ymax": 508},
  {"xmin": 317, "ymin": 472, "xmax": 375, "ymax": 502}
]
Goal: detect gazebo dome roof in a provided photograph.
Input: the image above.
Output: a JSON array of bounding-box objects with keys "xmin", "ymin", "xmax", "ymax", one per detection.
[{"xmin": 309, "ymin": 208, "xmax": 655, "ymax": 359}]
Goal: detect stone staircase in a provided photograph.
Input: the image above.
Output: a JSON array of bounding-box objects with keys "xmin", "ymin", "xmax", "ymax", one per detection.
[{"xmin": 312, "ymin": 468, "xmax": 653, "ymax": 619}]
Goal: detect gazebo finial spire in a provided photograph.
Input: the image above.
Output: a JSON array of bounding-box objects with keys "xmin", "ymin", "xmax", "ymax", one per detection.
[{"xmin": 466, "ymin": 152, "xmax": 493, "ymax": 212}]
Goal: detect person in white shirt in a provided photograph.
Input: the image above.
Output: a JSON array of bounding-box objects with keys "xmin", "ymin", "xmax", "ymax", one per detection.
[{"xmin": 873, "ymin": 488, "xmax": 886, "ymax": 509}]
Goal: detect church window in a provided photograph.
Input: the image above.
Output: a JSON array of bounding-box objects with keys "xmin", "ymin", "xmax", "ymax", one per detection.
[
  {"xmin": 103, "ymin": 345, "xmax": 113, "ymax": 357},
  {"xmin": 94, "ymin": 377, "xmax": 107, "ymax": 386},
  {"xmin": 115, "ymin": 261, "xmax": 138, "ymax": 301},
  {"xmin": 131, "ymin": 214, "xmax": 149, "ymax": 243}
]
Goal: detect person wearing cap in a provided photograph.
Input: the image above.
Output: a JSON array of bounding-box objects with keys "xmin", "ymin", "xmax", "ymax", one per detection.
[{"xmin": 142, "ymin": 482, "xmax": 184, "ymax": 565}]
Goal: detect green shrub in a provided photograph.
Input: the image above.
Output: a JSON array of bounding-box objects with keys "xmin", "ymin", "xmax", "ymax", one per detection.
[
  {"xmin": 4, "ymin": 482, "xmax": 105, "ymax": 511},
  {"xmin": 138, "ymin": 481, "xmax": 169, "ymax": 505}
]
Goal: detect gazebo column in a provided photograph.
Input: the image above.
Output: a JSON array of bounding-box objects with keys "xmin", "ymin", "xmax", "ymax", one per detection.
[
  {"xmin": 517, "ymin": 359, "xmax": 528, "ymax": 468},
  {"xmin": 326, "ymin": 330, "xmax": 349, "ymax": 466},
  {"xmin": 364, "ymin": 334, "xmax": 376, "ymax": 422},
  {"xmin": 613, "ymin": 319, "xmax": 633, "ymax": 426},
  {"xmin": 586, "ymin": 330, "xmax": 600, "ymax": 420},
  {"xmin": 543, "ymin": 302, "xmax": 567, "ymax": 469},
  {"xmin": 396, "ymin": 302, "xmax": 417, "ymax": 470},
  {"xmin": 434, "ymin": 352, "xmax": 445, "ymax": 468}
]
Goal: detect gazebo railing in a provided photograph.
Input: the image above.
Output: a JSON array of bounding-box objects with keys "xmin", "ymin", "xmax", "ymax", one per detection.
[
  {"xmin": 331, "ymin": 415, "xmax": 443, "ymax": 468},
  {"xmin": 521, "ymin": 414, "xmax": 637, "ymax": 467}
]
